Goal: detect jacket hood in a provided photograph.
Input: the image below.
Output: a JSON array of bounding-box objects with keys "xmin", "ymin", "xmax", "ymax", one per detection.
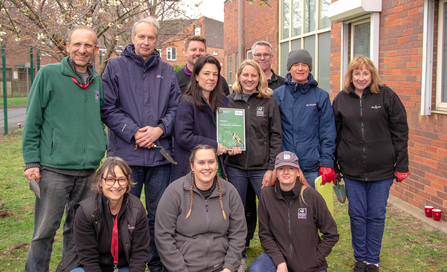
[
  {"xmin": 122, "ymin": 43, "xmax": 160, "ymax": 70},
  {"xmin": 284, "ymin": 73, "xmax": 318, "ymax": 94}
]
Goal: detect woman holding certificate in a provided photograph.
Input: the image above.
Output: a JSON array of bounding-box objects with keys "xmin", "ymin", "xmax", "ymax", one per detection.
[
  {"xmin": 224, "ymin": 60, "xmax": 282, "ymax": 258},
  {"xmin": 172, "ymin": 56, "xmax": 231, "ymax": 181}
]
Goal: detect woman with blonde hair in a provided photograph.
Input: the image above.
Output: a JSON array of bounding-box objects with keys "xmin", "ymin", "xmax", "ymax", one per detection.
[
  {"xmin": 155, "ymin": 144, "xmax": 247, "ymax": 272},
  {"xmin": 333, "ymin": 55, "xmax": 409, "ymax": 272},
  {"xmin": 249, "ymin": 151, "xmax": 339, "ymax": 272}
]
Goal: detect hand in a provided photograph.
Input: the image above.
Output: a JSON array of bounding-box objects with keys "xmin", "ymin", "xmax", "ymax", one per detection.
[
  {"xmin": 276, "ymin": 262, "xmax": 288, "ymax": 272},
  {"xmin": 319, "ymin": 166, "xmax": 337, "ymax": 185},
  {"xmin": 134, "ymin": 126, "xmax": 163, "ymax": 148},
  {"xmin": 395, "ymin": 171, "xmax": 410, "ymax": 182},
  {"xmin": 261, "ymin": 170, "xmax": 273, "ymax": 189},
  {"xmin": 216, "ymin": 143, "xmax": 229, "ymax": 156},
  {"xmin": 24, "ymin": 167, "xmax": 41, "ymax": 182},
  {"xmin": 227, "ymin": 146, "xmax": 242, "ymax": 156}
]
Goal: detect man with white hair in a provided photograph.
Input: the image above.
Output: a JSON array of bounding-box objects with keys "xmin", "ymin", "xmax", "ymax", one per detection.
[{"xmin": 101, "ymin": 16, "xmax": 181, "ymax": 272}]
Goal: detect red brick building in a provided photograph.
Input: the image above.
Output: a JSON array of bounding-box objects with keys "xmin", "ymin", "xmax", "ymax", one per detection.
[
  {"xmin": 224, "ymin": 0, "xmax": 447, "ymax": 221},
  {"xmin": 159, "ymin": 16, "xmax": 225, "ymax": 70}
]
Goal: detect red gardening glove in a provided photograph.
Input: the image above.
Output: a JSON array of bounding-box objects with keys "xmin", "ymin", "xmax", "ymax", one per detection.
[
  {"xmin": 395, "ymin": 171, "xmax": 410, "ymax": 182},
  {"xmin": 319, "ymin": 167, "xmax": 337, "ymax": 185}
]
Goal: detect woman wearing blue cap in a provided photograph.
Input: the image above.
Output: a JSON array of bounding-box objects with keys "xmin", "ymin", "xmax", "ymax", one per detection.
[{"xmin": 249, "ymin": 151, "xmax": 339, "ymax": 272}]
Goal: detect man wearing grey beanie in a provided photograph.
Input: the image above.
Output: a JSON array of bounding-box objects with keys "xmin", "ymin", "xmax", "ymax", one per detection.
[{"xmin": 271, "ymin": 49, "xmax": 337, "ymax": 189}]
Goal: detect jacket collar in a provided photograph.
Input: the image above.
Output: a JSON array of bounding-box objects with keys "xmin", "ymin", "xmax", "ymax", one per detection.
[
  {"xmin": 233, "ymin": 91, "xmax": 259, "ymax": 101},
  {"xmin": 61, "ymin": 56, "xmax": 99, "ymax": 85},
  {"xmin": 347, "ymin": 82, "xmax": 372, "ymax": 97},
  {"xmin": 284, "ymin": 73, "xmax": 318, "ymax": 94},
  {"xmin": 122, "ymin": 44, "xmax": 160, "ymax": 70}
]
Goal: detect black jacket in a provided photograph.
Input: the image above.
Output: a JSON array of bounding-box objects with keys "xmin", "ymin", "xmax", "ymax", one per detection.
[
  {"xmin": 267, "ymin": 70, "xmax": 285, "ymax": 90},
  {"xmin": 258, "ymin": 181, "xmax": 339, "ymax": 272},
  {"xmin": 57, "ymin": 193, "xmax": 150, "ymax": 272},
  {"xmin": 224, "ymin": 92, "xmax": 282, "ymax": 171},
  {"xmin": 332, "ymin": 84, "xmax": 409, "ymax": 181}
]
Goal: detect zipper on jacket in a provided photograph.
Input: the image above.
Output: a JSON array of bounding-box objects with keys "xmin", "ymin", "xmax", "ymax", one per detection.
[
  {"xmin": 205, "ymin": 199, "xmax": 210, "ymax": 269},
  {"xmin": 287, "ymin": 201, "xmax": 293, "ymax": 262},
  {"xmin": 359, "ymin": 96, "xmax": 367, "ymax": 181},
  {"xmin": 244, "ymin": 105, "xmax": 251, "ymax": 169}
]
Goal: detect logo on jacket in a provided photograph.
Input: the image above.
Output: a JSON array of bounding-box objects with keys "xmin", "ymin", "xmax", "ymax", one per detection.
[
  {"xmin": 257, "ymin": 107, "xmax": 265, "ymax": 117},
  {"xmin": 298, "ymin": 208, "xmax": 307, "ymax": 219},
  {"xmin": 157, "ymin": 75, "xmax": 163, "ymax": 79},
  {"xmin": 306, "ymin": 103, "xmax": 316, "ymax": 107},
  {"xmin": 371, "ymin": 105, "xmax": 382, "ymax": 109},
  {"xmin": 95, "ymin": 90, "xmax": 99, "ymax": 103}
]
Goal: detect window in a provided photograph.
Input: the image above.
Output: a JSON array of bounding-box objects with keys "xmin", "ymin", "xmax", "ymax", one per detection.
[
  {"xmin": 228, "ymin": 55, "xmax": 233, "ymax": 85},
  {"xmin": 166, "ymin": 48, "xmax": 176, "ymax": 61},
  {"xmin": 280, "ymin": 0, "xmax": 332, "ymax": 92},
  {"xmin": 157, "ymin": 49, "xmax": 162, "ymax": 59},
  {"xmin": 246, "ymin": 50, "xmax": 252, "ymax": 60},
  {"xmin": 195, "ymin": 27, "xmax": 201, "ymax": 35},
  {"xmin": 436, "ymin": 0, "xmax": 447, "ymax": 111},
  {"xmin": 213, "ymin": 51, "xmax": 218, "ymax": 56},
  {"xmin": 351, "ymin": 19, "xmax": 370, "ymax": 58}
]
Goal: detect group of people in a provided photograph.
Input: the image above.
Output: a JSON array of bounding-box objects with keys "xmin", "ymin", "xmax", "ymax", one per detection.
[{"xmin": 22, "ymin": 15, "xmax": 410, "ymax": 272}]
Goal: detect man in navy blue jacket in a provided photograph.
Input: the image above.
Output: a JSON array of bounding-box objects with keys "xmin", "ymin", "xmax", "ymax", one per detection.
[
  {"xmin": 101, "ymin": 16, "xmax": 181, "ymax": 272},
  {"xmin": 273, "ymin": 49, "xmax": 336, "ymax": 188}
]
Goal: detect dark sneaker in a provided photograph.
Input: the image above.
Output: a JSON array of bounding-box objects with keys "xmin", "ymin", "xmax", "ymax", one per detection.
[
  {"xmin": 366, "ymin": 264, "xmax": 379, "ymax": 272},
  {"xmin": 353, "ymin": 260, "xmax": 367, "ymax": 272}
]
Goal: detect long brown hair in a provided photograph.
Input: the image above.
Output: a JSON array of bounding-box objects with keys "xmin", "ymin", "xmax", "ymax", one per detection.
[
  {"xmin": 270, "ymin": 167, "xmax": 309, "ymax": 204},
  {"xmin": 185, "ymin": 144, "xmax": 226, "ymax": 220},
  {"xmin": 181, "ymin": 56, "xmax": 223, "ymax": 113},
  {"xmin": 343, "ymin": 55, "xmax": 385, "ymax": 94}
]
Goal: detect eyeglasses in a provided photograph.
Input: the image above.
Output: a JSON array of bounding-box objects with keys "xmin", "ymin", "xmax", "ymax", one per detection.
[
  {"xmin": 253, "ymin": 53, "xmax": 271, "ymax": 58},
  {"xmin": 70, "ymin": 42, "xmax": 95, "ymax": 50},
  {"xmin": 102, "ymin": 177, "xmax": 128, "ymax": 186}
]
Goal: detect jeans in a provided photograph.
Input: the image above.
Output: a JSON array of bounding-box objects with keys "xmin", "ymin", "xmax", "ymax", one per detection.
[
  {"xmin": 248, "ymin": 253, "xmax": 327, "ymax": 272},
  {"xmin": 72, "ymin": 267, "xmax": 129, "ymax": 272},
  {"xmin": 225, "ymin": 165, "xmax": 264, "ymax": 208},
  {"xmin": 25, "ymin": 170, "xmax": 95, "ymax": 272},
  {"xmin": 245, "ymin": 183, "xmax": 257, "ymax": 247},
  {"xmin": 129, "ymin": 164, "xmax": 171, "ymax": 272},
  {"xmin": 303, "ymin": 171, "xmax": 319, "ymax": 189},
  {"xmin": 344, "ymin": 177, "xmax": 394, "ymax": 264}
]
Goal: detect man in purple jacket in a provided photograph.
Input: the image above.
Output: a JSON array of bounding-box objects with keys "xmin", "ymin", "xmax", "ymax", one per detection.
[{"xmin": 101, "ymin": 16, "xmax": 181, "ymax": 272}]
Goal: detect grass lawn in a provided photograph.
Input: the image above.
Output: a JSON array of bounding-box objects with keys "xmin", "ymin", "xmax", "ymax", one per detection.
[
  {"xmin": 0, "ymin": 97, "xmax": 28, "ymax": 108},
  {"xmin": 1, "ymin": 130, "xmax": 446, "ymax": 271}
]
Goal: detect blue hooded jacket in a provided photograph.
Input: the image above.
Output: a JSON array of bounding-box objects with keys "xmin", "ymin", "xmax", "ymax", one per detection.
[
  {"xmin": 273, "ymin": 73, "xmax": 336, "ymax": 172},
  {"xmin": 101, "ymin": 44, "xmax": 181, "ymax": 167}
]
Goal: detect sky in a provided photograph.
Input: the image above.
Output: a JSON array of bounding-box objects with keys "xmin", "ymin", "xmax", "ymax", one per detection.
[{"xmin": 183, "ymin": 0, "xmax": 225, "ymax": 22}]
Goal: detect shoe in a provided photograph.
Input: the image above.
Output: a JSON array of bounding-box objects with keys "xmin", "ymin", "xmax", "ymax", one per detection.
[
  {"xmin": 353, "ymin": 260, "xmax": 367, "ymax": 272},
  {"xmin": 366, "ymin": 264, "xmax": 379, "ymax": 272},
  {"xmin": 237, "ymin": 257, "xmax": 247, "ymax": 272}
]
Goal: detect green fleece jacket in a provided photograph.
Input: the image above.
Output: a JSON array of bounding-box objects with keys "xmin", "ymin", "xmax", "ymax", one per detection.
[{"xmin": 22, "ymin": 57, "xmax": 107, "ymax": 170}]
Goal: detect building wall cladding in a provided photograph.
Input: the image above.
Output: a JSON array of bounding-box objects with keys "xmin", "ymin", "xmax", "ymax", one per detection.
[
  {"xmin": 224, "ymin": 0, "xmax": 281, "ymax": 84},
  {"xmin": 330, "ymin": 0, "xmax": 447, "ymax": 221}
]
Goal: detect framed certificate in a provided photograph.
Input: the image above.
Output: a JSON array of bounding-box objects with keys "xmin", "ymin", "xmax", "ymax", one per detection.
[{"xmin": 216, "ymin": 108, "xmax": 246, "ymax": 151}]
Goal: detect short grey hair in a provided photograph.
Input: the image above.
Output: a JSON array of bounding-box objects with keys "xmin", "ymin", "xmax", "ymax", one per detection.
[
  {"xmin": 132, "ymin": 16, "xmax": 160, "ymax": 36},
  {"xmin": 251, "ymin": 41, "xmax": 273, "ymax": 55}
]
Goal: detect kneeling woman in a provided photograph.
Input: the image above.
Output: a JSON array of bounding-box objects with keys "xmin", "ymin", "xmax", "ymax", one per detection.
[
  {"xmin": 155, "ymin": 144, "xmax": 247, "ymax": 272},
  {"xmin": 249, "ymin": 151, "xmax": 339, "ymax": 272},
  {"xmin": 58, "ymin": 157, "xmax": 150, "ymax": 272}
]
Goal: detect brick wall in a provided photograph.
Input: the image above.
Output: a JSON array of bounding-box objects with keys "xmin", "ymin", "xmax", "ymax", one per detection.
[
  {"xmin": 224, "ymin": 0, "xmax": 281, "ymax": 84},
  {"xmin": 330, "ymin": 0, "xmax": 447, "ymax": 221}
]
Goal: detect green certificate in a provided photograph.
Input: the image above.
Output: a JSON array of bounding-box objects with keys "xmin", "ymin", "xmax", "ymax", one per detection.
[{"xmin": 216, "ymin": 108, "xmax": 246, "ymax": 151}]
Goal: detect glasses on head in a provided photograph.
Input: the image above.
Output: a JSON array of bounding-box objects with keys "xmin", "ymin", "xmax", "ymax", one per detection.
[
  {"xmin": 253, "ymin": 53, "xmax": 271, "ymax": 58},
  {"xmin": 102, "ymin": 177, "xmax": 128, "ymax": 186}
]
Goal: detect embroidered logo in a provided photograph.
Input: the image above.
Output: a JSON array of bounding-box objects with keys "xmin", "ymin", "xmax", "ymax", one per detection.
[
  {"xmin": 371, "ymin": 105, "xmax": 382, "ymax": 109},
  {"xmin": 95, "ymin": 90, "xmax": 99, "ymax": 103},
  {"xmin": 298, "ymin": 208, "xmax": 307, "ymax": 219},
  {"xmin": 284, "ymin": 153, "xmax": 291, "ymax": 160},
  {"xmin": 306, "ymin": 103, "xmax": 316, "ymax": 107},
  {"xmin": 157, "ymin": 75, "xmax": 163, "ymax": 79},
  {"xmin": 257, "ymin": 107, "xmax": 265, "ymax": 117}
]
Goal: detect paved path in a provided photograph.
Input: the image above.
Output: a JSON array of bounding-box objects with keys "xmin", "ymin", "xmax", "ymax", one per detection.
[{"xmin": 0, "ymin": 107, "xmax": 27, "ymax": 134}]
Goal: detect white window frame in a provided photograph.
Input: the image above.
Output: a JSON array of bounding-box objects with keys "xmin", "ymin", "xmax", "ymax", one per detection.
[
  {"xmin": 166, "ymin": 47, "xmax": 176, "ymax": 61},
  {"xmin": 435, "ymin": 0, "xmax": 447, "ymax": 112},
  {"xmin": 246, "ymin": 50, "xmax": 252, "ymax": 60},
  {"xmin": 213, "ymin": 50, "xmax": 218, "ymax": 56}
]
